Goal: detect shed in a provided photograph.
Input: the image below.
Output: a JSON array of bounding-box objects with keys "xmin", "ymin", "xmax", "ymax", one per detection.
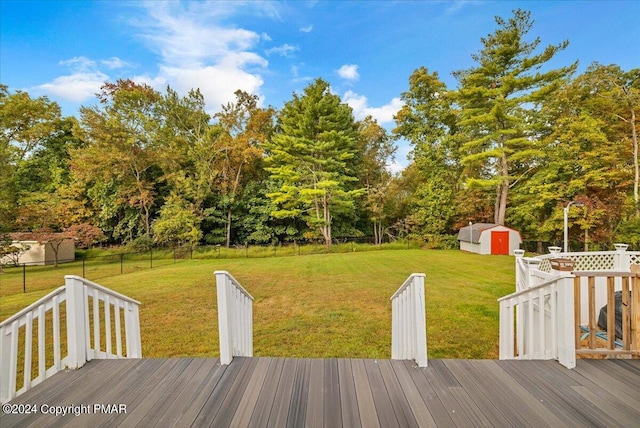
[
  {"xmin": 457, "ymin": 223, "xmax": 521, "ymax": 255},
  {"xmin": 2, "ymin": 236, "xmax": 75, "ymax": 266}
]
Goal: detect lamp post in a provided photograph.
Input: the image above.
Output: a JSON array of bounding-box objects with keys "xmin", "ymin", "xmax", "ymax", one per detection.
[{"xmin": 563, "ymin": 201, "xmax": 584, "ymax": 253}]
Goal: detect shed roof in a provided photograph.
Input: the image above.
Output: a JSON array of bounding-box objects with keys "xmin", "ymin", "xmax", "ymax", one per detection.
[{"xmin": 457, "ymin": 223, "xmax": 511, "ymax": 243}]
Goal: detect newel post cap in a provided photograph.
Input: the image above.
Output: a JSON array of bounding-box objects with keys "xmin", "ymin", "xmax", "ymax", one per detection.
[{"xmin": 614, "ymin": 243, "xmax": 629, "ymax": 252}]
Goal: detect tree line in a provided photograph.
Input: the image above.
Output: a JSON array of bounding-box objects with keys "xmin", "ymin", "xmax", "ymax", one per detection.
[{"xmin": 1, "ymin": 9, "xmax": 638, "ymax": 252}]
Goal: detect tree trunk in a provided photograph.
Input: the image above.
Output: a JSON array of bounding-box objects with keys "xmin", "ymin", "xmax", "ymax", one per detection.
[
  {"xmin": 494, "ymin": 185, "xmax": 501, "ymax": 224},
  {"xmin": 226, "ymin": 208, "xmax": 232, "ymax": 248},
  {"xmin": 584, "ymin": 227, "xmax": 589, "ymax": 252},
  {"xmin": 496, "ymin": 153, "xmax": 509, "ymax": 225},
  {"xmin": 631, "ymin": 107, "xmax": 638, "ymax": 218},
  {"xmin": 373, "ymin": 223, "xmax": 379, "ymax": 246},
  {"xmin": 323, "ymin": 194, "xmax": 332, "ymax": 249}
]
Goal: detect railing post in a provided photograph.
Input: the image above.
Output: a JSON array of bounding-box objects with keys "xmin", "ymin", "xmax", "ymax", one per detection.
[
  {"xmin": 216, "ymin": 271, "xmax": 234, "ymax": 365},
  {"xmin": 391, "ymin": 273, "xmax": 427, "ymax": 367},
  {"xmin": 0, "ymin": 323, "xmax": 15, "ymax": 402},
  {"xmin": 556, "ymin": 275, "xmax": 576, "ymax": 369},
  {"xmin": 65, "ymin": 275, "xmax": 87, "ymax": 369},
  {"xmin": 412, "ymin": 274, "xmax": 428, "ymax": 367},
  {"xmin": 514, "ymin": 250, "xmax": 525, "ymax": 290},
  {"xmin": 124, "ymin": 302, "xmax": 142, "ymax": 358}
]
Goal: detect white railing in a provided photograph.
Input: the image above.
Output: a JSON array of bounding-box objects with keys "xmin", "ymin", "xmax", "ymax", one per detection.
[
  {"xmin": 0, "ymin": 275, "xmax": 141, "ymax": 403},
  {"xmin": 502, "ymin": 252, "xmax": 640, "ymax": 368},
  {"xmin": 215, "ymin": 271, "xmax": 253, "ymax": 365},
  {"xmin": 499, "ymin": 274, "xmax": 576, "ymax": 368},
  {"xmin": 391, "ymin": 273, "xmax": 427, "ymax": 367}
]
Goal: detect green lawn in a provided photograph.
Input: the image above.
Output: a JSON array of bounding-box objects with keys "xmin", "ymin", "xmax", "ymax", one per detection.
[{"xmin": 0, "ymin": 250, "xmax": 515, "ymax": 360}]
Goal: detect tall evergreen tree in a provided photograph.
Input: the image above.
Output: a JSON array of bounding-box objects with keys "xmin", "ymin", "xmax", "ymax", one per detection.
[
  {"xmin": 265, "ymin": 79, "xmax": 363, "ymax": 248},
  {"xmin": 454, "ymin": 9, "xmax": 576, "ymax": 225}
]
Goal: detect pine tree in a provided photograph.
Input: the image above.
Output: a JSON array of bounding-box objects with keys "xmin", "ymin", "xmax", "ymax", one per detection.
[
  {"xmin": 265, "ymin": 79, "xmax": 363, "ymax": 248},
  {"xmin": 454, "ymin": 9, "xmax": 576, "ymax": 225}
]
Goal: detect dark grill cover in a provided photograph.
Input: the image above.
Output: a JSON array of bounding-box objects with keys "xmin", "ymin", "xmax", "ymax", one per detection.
[{"xmin": 597, "ymin": 291, "xmax": 631, "ymax": 340}]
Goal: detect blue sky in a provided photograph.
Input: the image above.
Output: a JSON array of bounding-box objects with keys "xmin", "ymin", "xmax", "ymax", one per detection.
[{"xmin": 1, "ymin": 0, "xmax": 639, "ymax": 168}]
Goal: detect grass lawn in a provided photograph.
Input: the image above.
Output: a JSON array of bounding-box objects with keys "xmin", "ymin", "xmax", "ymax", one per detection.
[{"xmin": 0, "ymin": 250, "xmax": 515, "ymax": 360}]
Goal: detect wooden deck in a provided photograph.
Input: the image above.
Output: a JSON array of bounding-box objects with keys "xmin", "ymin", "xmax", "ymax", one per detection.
[{"xmin": 2, "ymin": 357, "xmax": 639, "ymax": 427}]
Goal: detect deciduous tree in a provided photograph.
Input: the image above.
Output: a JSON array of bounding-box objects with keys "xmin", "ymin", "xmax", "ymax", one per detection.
[{"xmin": 214, "ymin": 90, "xmax": 274, "ymax": 247}]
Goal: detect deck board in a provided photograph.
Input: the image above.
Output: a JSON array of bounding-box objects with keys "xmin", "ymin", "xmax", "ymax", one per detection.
[
  {"xmin": 337, "ymin": 359, "xmax": 360, "ymax": 428},
  {"xmin": 323, "ymin": 358, "xmax": 342, "ymax": 428},
  {"xmin": 286, "ymin": 358, "xmax": 310, "ymax": 428},
  {"xmin": 364, "ymin": 359, "xmax": 400, "ymax": 428},
  {"xmin": 248, "ymin": 357, "xmax": 283, "ymax": 427},
  {"xmin": 304, "ymin": 358, "xmax": 324, "ymax": 428},
  {"xmin": 465, "ymin": 360, "xmax": 564, "ymax": 428},
  {"xmin": 1, "ymin": 358, "xmax": 639, "ymax": 427},
  {"xmin": 350, "ymin": 358, "xmax": 380, "ymax": 428},
  {"xmin": 443, "ymin": 360, "xmax": 512, "ymax": 427}
]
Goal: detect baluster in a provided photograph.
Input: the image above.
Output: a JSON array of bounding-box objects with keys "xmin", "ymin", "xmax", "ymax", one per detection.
[
  {"xmin": 573, "ymin": 277, "xmax": 581, "ymax": 351},
  {"xmin": 9, "ymin": 321, "xmax": 19, "ymax": 400},
  {"xmin": 105, "ymin": 294, "xmax": 112, "ymax": 357},
  {"xmin": 24, "ymin": 311, "xmax": 33, "ymax": 390},
  {"xmin": 622, "ymin": 277, "xmax": 630, "ymax": 351},
  {"xmin": 588, "ymin": 276, "xmax": 596, "ymax": 349},
  {"xmin": 537, "ymin": 287, "xmax": 545, "ymax": 358},
  {"xmin": 93, "ymin": 288, "xmax": 100, "ymax": 356},
  {"xmin": 606, "ymin": 277, "xmax": 615, "ymax": 350},
  {"xmin": 115, "ymin": 299, "xmax": 122, "ymax": 357},
  {"xmin": 53, "ymin": 295, "xmax": 61, "ymax": 370},
  {"xmin": 38, "ymin": 304, "xmax": 45, "ymax": 382},
  {"xmin": 526, "ymin": 292, "xmax": 534, "ymax": 359},
  {"xmin": 632, "ymin": 272, "xmax": 640, "ymax": 352},
  {"xmin": 549, "ymin": 284, "xmax": 557, "ymax": 359}
]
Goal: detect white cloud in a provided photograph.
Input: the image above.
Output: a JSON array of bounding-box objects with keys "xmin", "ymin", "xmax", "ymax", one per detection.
[
  {"xmin": 299, "ymin": 25, "xmax": 313, "ymax": 33},
  {"xmin": 343, "ymin": 90, "xmax": 403, "ymax": 125},
  {"xmin": 126, "ymin": 1, "xmax": 269, "ymax": 112},
  {"xmin": 33, "ymin": 56, "xmax": 107, "ymax": 102},
  {"xmin": 261, "ymin": 32, "xmax": 272, "ymax": 42},
  {"xmin": 337, "ymin": 64, "xmax": 359, "ymax": 81},
  {"xmin": 140, "ymin": 65, "xmax": 264, "ymax": 113},
  {"xmin": 36, "ymin": 71, "xmax": 108, "ymax": 102},
  {"xmin": 59, "ymin": 56, "xmax": 97, "ymax": 72},
  {"xmin": 100, "ymin": 57, "xmax": 132, "ymax": 70},
  {"xmin": 265, "ymin": 44, "xmax": 298, "ymax": 57},
  {"xmin": 387, "ymin": 159, "xmax": 406, "ymax": 174}
]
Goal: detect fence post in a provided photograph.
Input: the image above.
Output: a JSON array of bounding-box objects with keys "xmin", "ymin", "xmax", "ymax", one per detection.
[
  {"xmin": 82, "ymin": 257, "xmax": 85, "ymax": 278},
  {"xmin": 65, "ymin": 276, "xmax": 87, "ymax": 369},
  {"xmin": 23, "ymin": 264, "xmax": 26, "ymax": 293},
  {"xmin": 614, "ymin": 243, "xmax": 629, "ymax": 270}
]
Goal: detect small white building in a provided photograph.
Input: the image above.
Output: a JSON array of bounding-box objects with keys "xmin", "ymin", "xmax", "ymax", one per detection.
[
  {"xmin": 2, "ymin": 239, "xmax": 75, "ymax": 266},
  {"xmin": 458, "ymin": 223, "xmax": 522, "ymax": 255}
]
